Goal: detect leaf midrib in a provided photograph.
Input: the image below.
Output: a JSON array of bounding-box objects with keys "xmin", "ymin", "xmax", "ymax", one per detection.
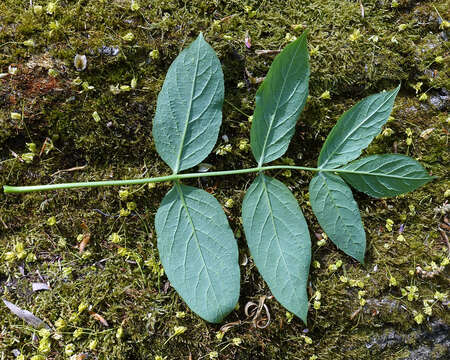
[
  {"xmin": 258, "ymin": 41, "xmax": 302, "ymax": 167},
  {"xmin": 175, "ymin": 182, "xmax": 221, "ymax": 318},
  {"xmin": 260, "ymin": 175, "xmax": 296, "ymax": 292},
  {"xmin": 315, "ymin": 173, "xmax": 356, "ymax": 249},
  {"xmin": 319, "ymin": 89, "xmax": 397, "ymax": 169},
  {"xmin": 174, "ymin": 40, "xmax": 201, "ymax": 174}
]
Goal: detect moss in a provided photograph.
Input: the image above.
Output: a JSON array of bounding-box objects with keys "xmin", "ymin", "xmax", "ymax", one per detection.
[{"xmin": 1, "ymin": 0, "xmax": 449, "ymax": 359}]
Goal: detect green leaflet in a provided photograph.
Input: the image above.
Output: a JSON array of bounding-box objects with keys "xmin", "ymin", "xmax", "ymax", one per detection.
[
  {"xmin": 250, "ymin": 31, "xmax": 309, "ymax": 167},
  {"xmin": 318, "ymin": 86, "xmax": 400, "ymax": 169},
  {"xmin": 152, "ymin": 34, "xmax": 224, "ymax": 173},
  {"xmin": 242, "ymin": 174, "xmax": 311, "ymax": 323},
  {"xmin": 309, "ymin": 172, "xmax": 365, "ymax": 263},
  {"xmin": 155, "ymin": 183, "xmax": 240, "ymax": 323},
  {"xmin": 340, "ymin": 154, "xmax": 434, "ymax": 198}
]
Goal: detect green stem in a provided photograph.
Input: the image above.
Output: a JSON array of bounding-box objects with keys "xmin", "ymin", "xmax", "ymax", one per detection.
[{"xmin": 2, "ymin": 165, "xmax": 427, "ymax": 194}]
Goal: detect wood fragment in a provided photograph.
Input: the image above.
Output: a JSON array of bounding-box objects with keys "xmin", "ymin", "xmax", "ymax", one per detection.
[
  {"xmin": 51, "ymin": 164, "xmax": 87, "ymax": 177},
  {"xmin": 255, "ymin": 49, "xmax": 281, "ymax": 56}
]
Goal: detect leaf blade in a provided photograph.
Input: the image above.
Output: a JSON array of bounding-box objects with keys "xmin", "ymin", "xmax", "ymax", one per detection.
[
  {"xmin": 155, "ymin": 183, "xmax": 239, "ymax": 323},
  {"xmin": 153, "ymin": 34, "xmax": 224, "ymax": 173},
  {"xmin": 339, "ymin": 154, "xmax": 433, "ymax": 198},
  {"xmin": 309, "ymin": 172, "xmax": 365, "ymax": 262},
  {"xmin": 250, "ymin": 32, "xmax": 309, "ymax": 166},
  {"xmin": 318, "ymin": 86, "xmax": 400, "ymax": 169},
  {"xmin": 242, "ymin": 174, "xmax": 311, "ymax": 323}
]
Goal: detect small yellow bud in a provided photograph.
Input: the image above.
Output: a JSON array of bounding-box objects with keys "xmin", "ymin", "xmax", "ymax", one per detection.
[
  {"xmin": 382, "ymin": 127, "xmax": 394, "ymax": 137},
  {"xmin": 225, "ymin": 198, "xmax": 234, "ymax": 208},
  {"xmin": 78, "ymin": 302, "xmax": 88, "ymax": 313},
  {"xmin": 33, "ymin": 5, "xmax": 43, "ymax": 15},
  {"xmin": 11, "ymin": 112, "xmax": 22, "ymax": 120},
  {"xmin": 26, "ymin": 143, "xmax": 37, "ymax": 153},
  {"xmin": 317, "ymin": 239, "xmax": 326, "ymax": 247},
  {"xmin": 232, "ymin": 337, "xmax": 242, "ymax": 346},
  {"xmin": 110, "ymin": 84, "xmax": 121, "ymax": 95},
  {"xmin": 320, "ymin": 90, "xmax": 331, "ymax": 99},
  {"xmin": 65, "ymin": 343, "xmax": 75, "ymax": 356},
  {"xmin": 149, "ymin": 49, "xmax": 159, "ymax": 60},
  {"xmin": 173, "ymin": 326, "xmax": 187, "ymax": 336},
  {"xmin": 26, "ymin": 252, "xmax": 37, "ymax": 262},
  {"xmin": 122, "ymin": 32, "xmax": 135, "ymax": 42},
  {"xmin": 89, "ymin": 339, "xmax": 98, "ymax": 350},
  {"xmin": 55, "ymin": 318, "xmax": 66, "ymax": 330},
  {"xmin": 63, "ymin": 267, "xmax": 73, "ymax": 277},
  {"xmin": 349, "ymin": 29, "xmax": 361, "ymax": 42},
  {"xmin": 119, "ymin": 208, "xmax": 131, "ymax": 217},
  {"xmin": 127, "ymin": 201, "xmax": 136, "ymax": 211},
  {"xmin": 47, "ymin": 216, "xmax": 57, "ymax": 226},
  {"xmin": 175, "ymin": 311, "xmax": 186, "ymax": 319},
  {"xmin": 389, "ymin": 276, "xmax": 397, "ymax": 286},
  {"xmin": 423, "ymin": 304, "xmax": 432, "ymax": 316},
  {"xmin": 47, "ymin": 2, "xmax": 57, "ymax": 14},
  {"xmin": 73, "ymin": 328, "xmax": 83, "ymax": 339},
  {"xmin": 116, "ymin": 326, "xmax": 124, "ymax": 339},
  {"xmin": 131, "ymin": 0, "xmax": 140, "ymax": 11},
  {"xmin": 92, "ymin": 111, "xmax": 101, "ymax": 122},
  {"xmin": 23, "ymin": 39, "xmax": 35, "ymax": 47},
  {"xmin": 414, "ymin": 312, "xmax": 424, "ymax": 324},
  {"xmin": 285, "ymin": 311, "xmax": 294, "ymax": 323},
  {"xmin": 434, "ymin": 291, "xmax": 446, "ymax": 302}
]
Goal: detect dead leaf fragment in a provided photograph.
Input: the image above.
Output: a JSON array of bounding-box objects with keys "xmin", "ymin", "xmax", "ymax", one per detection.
[
  {"xmin": 420, "ymin": 128, "xmax": 434, "ymax": 140},
  {"xmin": 32, "ymin": 282, "xmax": 50, "ymax": 292},
  {"xmin": 78, "ymin": 233, "xmax": 91, "ymax": 253},
  {"xmin": 2, "ymin": 299, "xmax": 50, "ymax": 329},
  {"xmin": 89, "ymin": 310, "xmax": 109, "ymax": 327},
  {"xmin": 245, "ymin": 31, "xmax": 251, "ymax": 49}
]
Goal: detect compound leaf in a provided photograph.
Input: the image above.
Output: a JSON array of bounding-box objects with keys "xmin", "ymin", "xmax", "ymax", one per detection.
[
  {"xmin": 153, "ymin": 34, "xmax": 224, "ymax": 173},
  {"xmin": 155, "ymin": 183, "xmax": 239, "ymax": 323},
  {"xmin": 318, "ymin": 86, "xmax": 400, "ymax": 169},
  {"xmin": 250, "ymin": 31, "xmax": 309, "ymax": 166},
  {"xmin": 242, "ymin": 174, "xmax": 311, "ymax": 323},
  {"xmin": 340, "ymin": 154, "xmax": 434, "ymax": 198},
  {"xmin": 309, "ymin": 172, "xmax": 365, "ymax": 263}
]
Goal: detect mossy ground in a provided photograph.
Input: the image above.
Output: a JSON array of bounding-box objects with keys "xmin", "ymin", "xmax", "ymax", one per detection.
[{"xmin": 0, "ymin": 1, "xmax": 449, "ymax": 359}]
